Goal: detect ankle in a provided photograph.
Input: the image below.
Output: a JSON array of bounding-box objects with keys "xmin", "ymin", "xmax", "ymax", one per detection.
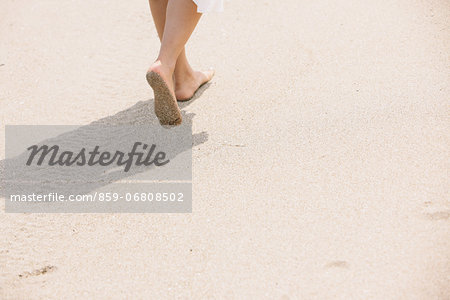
[
  {"xmin": 174, "ymin": 67, "xmax": 195, "ymax": 82},
  {"xmin": 154, "ymin": 58, "xmax": 176, "ymax": 75}
]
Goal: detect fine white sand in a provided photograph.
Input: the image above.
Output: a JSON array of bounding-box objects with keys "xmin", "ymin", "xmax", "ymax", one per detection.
[{"xmin": 1, "ymin": 0, "xmax": 449, "ymax": 298}]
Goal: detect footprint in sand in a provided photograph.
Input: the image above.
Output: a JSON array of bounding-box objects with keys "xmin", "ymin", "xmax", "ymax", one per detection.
[
  {"xmin": 324, "ymin": 260, "xmax": 349, "ymax": 269},
  {"xmin": 425, "ymin": 210, "xmax": 450, "ymax": 221},
  {"xmin": 18, "ymin": 265, "xmax": 57, "ymax": 278}
]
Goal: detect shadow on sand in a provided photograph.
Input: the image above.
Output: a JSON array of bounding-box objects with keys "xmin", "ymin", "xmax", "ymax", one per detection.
[{"xmin": 0, "ymin": 83, "xmax": 211, "ymax": 212}]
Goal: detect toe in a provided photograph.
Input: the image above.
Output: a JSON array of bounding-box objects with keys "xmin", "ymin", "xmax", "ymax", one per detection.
[{"xmin": 203, "ymin": 69, "xmax": 215, "ymax": 81}]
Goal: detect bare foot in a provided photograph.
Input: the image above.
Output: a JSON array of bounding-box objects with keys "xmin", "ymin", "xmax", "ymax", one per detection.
[
  {"xmin": 147, "ymin": 60, "xmax": 176, "ymax": 98},
  {"xmin": 174, "ymin": 69, "xmax": 214, "ymax": 101},
  {"xmin": 146, "ymin": 61, "xmax": 182, "ymax": 125}
]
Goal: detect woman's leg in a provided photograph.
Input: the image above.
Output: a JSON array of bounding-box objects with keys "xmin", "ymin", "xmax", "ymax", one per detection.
[
  {"xmin": 148, "ymin": 0, "xmax": 214, "ymax": 100},
  {"xmin": 149, "ymin": 0, "xmax": 168, "ymax": 40}
]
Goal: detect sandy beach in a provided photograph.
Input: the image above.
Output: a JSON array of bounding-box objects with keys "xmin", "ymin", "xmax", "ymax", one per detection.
[{"xmin": 1, "ymin": 0, "xmax": 449, "ymax": 298}]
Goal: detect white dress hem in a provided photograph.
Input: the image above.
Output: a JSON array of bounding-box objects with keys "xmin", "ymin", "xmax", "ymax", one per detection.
[{"xmin": 192, "ymin": 0, "xmax": 224, "ymax": 13}]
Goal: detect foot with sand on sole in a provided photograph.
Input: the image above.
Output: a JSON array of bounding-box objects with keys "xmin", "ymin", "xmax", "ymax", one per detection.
[
  {"xmin": 147, "ymin": 60, "xmax": 215, "ymax": 125},
  {"xmin": 146, "ymin": 61, "xmax": 182, "ymax": 126}
]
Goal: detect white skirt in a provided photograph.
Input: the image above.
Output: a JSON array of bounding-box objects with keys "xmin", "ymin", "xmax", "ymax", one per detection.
[{"xmin": 192, "ymin": 0, "xmax": 224, "ymax": 13}]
